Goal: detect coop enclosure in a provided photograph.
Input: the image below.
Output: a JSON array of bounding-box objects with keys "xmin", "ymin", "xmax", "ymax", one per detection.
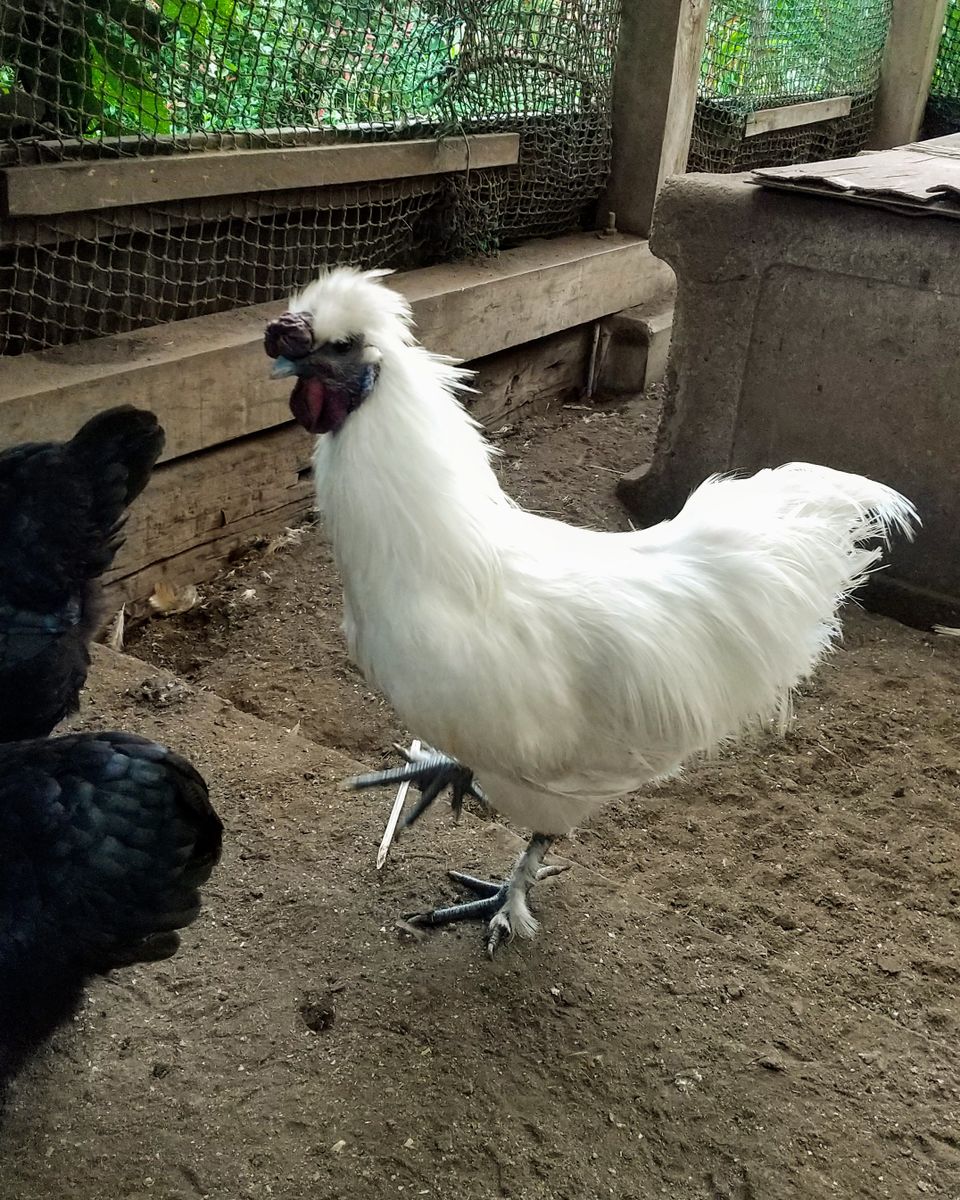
[
  {"xmin": 691, "ymin": 0, "xmax": 893, "ymax": 172},
  {"xmin": 0, "ymin": 0, "xmax": 623, "ymax": 356},
  {"xmin": 1, "ymin": 0, "xmax": 687, "ymax": 609},
  {"xmin": 0, "ymin": 0, "xmax": 950, "ymax": 611}
]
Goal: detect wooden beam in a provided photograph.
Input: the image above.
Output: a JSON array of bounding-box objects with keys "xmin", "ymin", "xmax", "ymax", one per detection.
[
  {"xmin": 0, "ymin": 134, "xmax": 520, "ymax": 218},
  {"xmin": 745, "ymin": 96, "xmax": 853, "ymax": 138},
  {"xmin": 604, "ymin": 0, "xmax": 712, "ymax": 237},
  {"xmin": 660, "ymin": 1, "xmax": 713, "ymax": 186},
  {"xmin": 398, "ymin": 234, "xmax": 674, "ymax": 362},
  {"xmin": 870, "ymin": 0, "xmax": 948, "ymax": 149},
  {"xmin": 0, "ymin": 232, "xmax": 674, "ymax": 464},
  {"xmin": 102, "ymin": 424, "xmax": 314, "ymax": 609},
  {"xmin": 0, "ymin": 119, "xmax": 457, "ymax": 168},
  {"xmin": 0, "ymin": 177, "xmax": 435, "ymax": 249},
  {"xmin": 468, "ymin": 324, "xmax": 596, "ymax": 427},
  {"xmin": 0, "ymin": 122, "xmax": 401, "ymax": 167}
]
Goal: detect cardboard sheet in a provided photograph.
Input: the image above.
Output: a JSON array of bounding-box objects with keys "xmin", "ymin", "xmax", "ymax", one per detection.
[{"xmin": 751, "ymin": 134, "xmax": 960, "ymax": 219}]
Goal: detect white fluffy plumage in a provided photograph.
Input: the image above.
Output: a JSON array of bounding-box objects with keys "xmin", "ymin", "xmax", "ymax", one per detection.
[{"xmin": 295, "ymin": 268, "xmax": 918, "ymax": 842}]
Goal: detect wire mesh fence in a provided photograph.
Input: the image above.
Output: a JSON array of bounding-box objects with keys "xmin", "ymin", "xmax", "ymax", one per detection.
[
  {"xmin": 690, "ymin": 0, "xmax": 892, "ymax": 174},
  {"xmin": 0, "ymin": 0, "xmax": 617, "ymax": 354},
  {"xmin": 924, "ymin": 1, "xmax": 960, "ymax": 137}
]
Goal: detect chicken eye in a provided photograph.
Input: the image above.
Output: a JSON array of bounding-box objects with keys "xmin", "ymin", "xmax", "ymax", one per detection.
[{"xmin": 329, "ymin": 338, "xmax": 352, "ymax": 353}]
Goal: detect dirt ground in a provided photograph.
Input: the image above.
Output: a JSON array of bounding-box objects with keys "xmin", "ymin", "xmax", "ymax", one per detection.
[{"xmin": 2, "ymin": 394, "xmax": 959, "ymax": 1200}]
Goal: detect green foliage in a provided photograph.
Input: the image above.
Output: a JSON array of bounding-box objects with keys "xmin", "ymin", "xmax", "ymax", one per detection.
[
  {"xmin": 931, "ymin": 0, "xmax": 960, "ymax": 102},
  {"xmin": 701, "ymin": 0, "xmax": 892, "ymax": 106},
  {"xmin": 0, "ymin": 0, "xmax": 602, "ymax": 139}
]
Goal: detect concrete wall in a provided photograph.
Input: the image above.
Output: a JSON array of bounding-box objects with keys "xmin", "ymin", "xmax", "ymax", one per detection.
[{"xmin": 621, "ymin": 172, "xmax": 960, "ymax": 626}]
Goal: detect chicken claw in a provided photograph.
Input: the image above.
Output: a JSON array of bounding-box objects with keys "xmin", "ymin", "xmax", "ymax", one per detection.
[
  {"xmin": 344, "ymin": 744, "xmax": 487, "ymax": 828},
  {"xmin": 406, "ymin": 834, "xmax": 568, "ymax": 957}
]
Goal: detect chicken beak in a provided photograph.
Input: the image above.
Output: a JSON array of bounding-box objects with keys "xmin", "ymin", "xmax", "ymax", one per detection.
[{"xmin": 270, "ymin": 355, "xmax": 299, "ymax": 379}]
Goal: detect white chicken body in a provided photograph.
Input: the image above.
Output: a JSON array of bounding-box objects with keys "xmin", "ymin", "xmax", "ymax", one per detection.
[{"xmin": 302, "ymin": 271, "xmax": 917, "ymax": 839}]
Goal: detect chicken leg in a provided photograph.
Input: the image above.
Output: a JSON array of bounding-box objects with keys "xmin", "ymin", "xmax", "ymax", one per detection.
[
  {"xmin": 346, "ymin": 750, "xmax": 567, "ymax": 955},
  {"xmin": 346, "ymin": 744, "xmax": 488, "ymax": 827},
  {"xmin": 410, "ymin": 833, "xmax": 565, "ymax": 956}
]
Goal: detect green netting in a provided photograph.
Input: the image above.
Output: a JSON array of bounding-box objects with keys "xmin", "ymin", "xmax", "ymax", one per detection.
[
  {"xmin": 924, "ymin": 1, "xmax": 960, "ymax": 137},
  {"xmin": 690, "ymin": 0, "xmax": 892, "ymax": 174},
  {"xmin": 0, "ymin": 0, "xmax": 617, "ymax": 354}
]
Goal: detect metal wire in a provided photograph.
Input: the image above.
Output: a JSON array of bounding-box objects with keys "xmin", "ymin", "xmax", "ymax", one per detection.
[
  {"xmin": 0, "ymin": 0, "xmax": 617, "ymax": 353},
  {"xmin": 925, "ymin": 0, "xmax": 960, "ymax": 138},
  {"xmin": 690, "ymin": 0, "xmax": 892, "ymax": 174}
]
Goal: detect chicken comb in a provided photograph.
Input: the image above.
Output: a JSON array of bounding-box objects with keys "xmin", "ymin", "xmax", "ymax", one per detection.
[{"xmin": 264, "ymin": 311, "xmax": 313, "ymax": 360}]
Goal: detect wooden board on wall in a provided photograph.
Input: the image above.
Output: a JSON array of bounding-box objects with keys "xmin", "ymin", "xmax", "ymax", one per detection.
[
  {"xmin": 102, "ymin": 423, "xmax": 315, "ymax": 610},
  {"xmin": 468, "ymin": 324, "xmax": 595, "ymax": 427},
  {"xmin": 0, "ymin": 233, "xmax": 672, "ymax": 464},
  {"xmin": 604, "ymin": 0, "xmax": 713, "ymax": 237},
  {"xmin": 870, "ymin": 0, "xmax": 949, "ymax": 149},
  {"xmin": 1, "ymin": 134, "xmax": 520, "ymax": 217}
]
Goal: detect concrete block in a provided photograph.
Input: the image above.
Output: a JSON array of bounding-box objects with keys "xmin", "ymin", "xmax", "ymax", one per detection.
[
  {"xmin": 622, "ymin": 172, "xmax": 960, "ymax": 625},
  {"xmin": 596, "ymin": 295, "xmax": 676, "ymax": 394}
]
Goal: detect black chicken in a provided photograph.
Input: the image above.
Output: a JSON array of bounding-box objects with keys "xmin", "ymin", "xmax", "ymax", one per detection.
[
  {"xmin": 0, "ymin": 732, "xmax": 222, "ymax": 1089},
  {"xmin": 0, "ymin": 406, "xmax": 164, "ymax": 741}
]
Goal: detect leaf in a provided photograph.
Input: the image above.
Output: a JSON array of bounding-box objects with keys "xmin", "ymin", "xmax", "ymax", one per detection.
[
  {"xmin": 161, "ymin": 0, "xmax": 197, "ymax": 24},
  {"xmin": 149, "ymin": 582, "xmax": 200, "ymax": 616},
  {"xmin": 100, "ymin": 28, "xmax": 152, "ymax": 85},
  {"xmin": 93, "ymin": 56, "xmax": 173, "ymax": 136},
  {"xmin": 161, "ymin": 0, "xmax": 213, "ymax": 39},
  {"xmin": 202, "ymin": 0, "xmax": 238, "ymax": 18},
  {"xmin": 105, "ymin": 605, "xmax": 126, "ymax": 652}
]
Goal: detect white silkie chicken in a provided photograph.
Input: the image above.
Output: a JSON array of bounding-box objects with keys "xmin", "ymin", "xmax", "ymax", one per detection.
[{"xmin": 265, "ymin": 269, "xmax": 917, "ymax": 956}]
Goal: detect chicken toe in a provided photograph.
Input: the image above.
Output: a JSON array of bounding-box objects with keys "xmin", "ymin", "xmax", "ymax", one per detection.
[
  {"xmin": 346, "ymin": 744, "xmax": 487, "ymax": 827},
  {"xmin": 405, "ymin": 834, "xmax": 567, "ymax": 957}
]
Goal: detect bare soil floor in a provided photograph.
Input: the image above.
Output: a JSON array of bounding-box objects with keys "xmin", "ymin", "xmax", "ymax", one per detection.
[{"xmin": 2, "ymin": 394, "xmax": 959, "ymax": 1200}]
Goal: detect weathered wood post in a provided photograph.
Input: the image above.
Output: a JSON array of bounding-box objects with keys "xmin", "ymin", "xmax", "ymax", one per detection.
[
  {"xmin": 603, "ymin": 0, "xmax": 712, "ymax": 237},
  {"xmin": 870, "ymin": 0, "xmax": 948, "ymax": 148}
]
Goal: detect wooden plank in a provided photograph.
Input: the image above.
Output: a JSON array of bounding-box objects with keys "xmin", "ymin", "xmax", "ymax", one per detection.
[
  {"xmin": 659, "ymin": 0, "xmax": 714, "ymax": 184},
  {"xmin": 103, "ymin": 494, "xmax": 316, "ymax": 614},
  {"xmin": 0, "ymin": 123, "xmax": 392, "ymax": 167},
  {"xmin": 604, "ymin": 0, "xmax": 712, "ymax": 237},
  {"xmin": 0, "ymin": 177, "xmax": 436, "ymax": 249},
  {"xmin": 0, "ymin": 134, "xmax": 520, "ymax": 218},
  {"xmin": 106, "ymin": 424, "xmax": 313, "ymax": 580},
  {"xmin": 467, "ymin": 324, "xmax": 595, "ymax": 427},
  {"xmin": 399, "ymin": 235, "xmax": 674, "ymax": 362},
  {"xmin": 869, "ymin": 0, "xmax": 949, "ymax": 149},
  {"xmin": 596, "ymin": 297, "xmax": 676, "ymax": 394},
  {"xmin": 744, "ymin": 96, "xmax": 853, "ymax": 138},
  {"xmin": 101, "ymin": 325, "xmax": 598, "ymax": 610},
  {"xmin": 102, "ymin": 424, "xmax": 314, "ymax": 610},
  {"xmin": 0, "ymin": 232, "xmax": 672, "ymax": 465},
  {"xmin": 0, "ymin": 119, "xmax": 456, "ymax": 167},
  {"xmin": 103, "ymin": 494, "xmax": 314, "ymax": 614}
]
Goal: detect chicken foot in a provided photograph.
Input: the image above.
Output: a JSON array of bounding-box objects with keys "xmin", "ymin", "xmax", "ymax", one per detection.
[
  {"xmin": 408, "ymin": 834, "xmax": 568, "ymax": 957},
  {"xmin": 346, "ymin": 744, "xmax": 488, "ymax": 828}
]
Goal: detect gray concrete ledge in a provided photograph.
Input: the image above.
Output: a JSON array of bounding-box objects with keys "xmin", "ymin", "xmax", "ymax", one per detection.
[{"xmin": 622, "ymin": 172, "xmax": 960, "ymax": 624}]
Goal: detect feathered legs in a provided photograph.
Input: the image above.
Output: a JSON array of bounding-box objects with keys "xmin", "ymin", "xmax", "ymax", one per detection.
[{"xmin": 410, "ymin": 833, "xmax": 564, "ymax": 956}]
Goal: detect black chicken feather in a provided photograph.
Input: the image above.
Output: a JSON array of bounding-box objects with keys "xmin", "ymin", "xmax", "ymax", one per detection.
[
  {"xmin": 0, "ymin": 406, "xmax": 164, "ymax": 740},
  {"xmin": 0, "ymin": 731, "xmax": 222, "ymax": 1089}
]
